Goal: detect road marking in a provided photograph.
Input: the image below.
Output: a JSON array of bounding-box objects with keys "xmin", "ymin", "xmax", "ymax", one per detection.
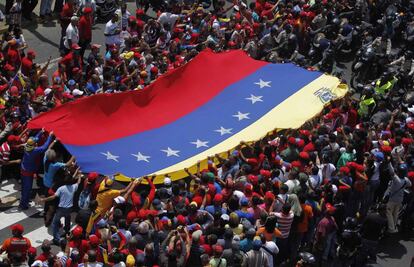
[
  {"xmin": 0, "ymin": 184, "xmax": 18, "ymax": 199},
  {"xmin": 24, "ymin": 225, "xmax": 53, "ymax": 245},
  {"xmin": 0, "ymin": 203, "xmax": 42, "ymax": 229}
]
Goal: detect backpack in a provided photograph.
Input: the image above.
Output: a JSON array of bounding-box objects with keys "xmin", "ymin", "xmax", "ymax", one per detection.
[{"xmin": 78, "ymin": 188, "xmax": 91, "ymax": 210}]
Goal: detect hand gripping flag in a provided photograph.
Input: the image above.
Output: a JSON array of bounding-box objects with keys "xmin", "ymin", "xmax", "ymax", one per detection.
[{"xmin": 28, "ymin": 49, "xmax": 348, "ymax": 183}]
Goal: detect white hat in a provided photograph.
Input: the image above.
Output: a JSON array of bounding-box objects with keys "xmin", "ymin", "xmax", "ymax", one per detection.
[
  {"xmin": 220, "ymin": 214, "xmax": 230, "ymax": 221},
  {"xmin": 44, "ymin": 88, "xmax": 52, "ymax": 95},
  {"xmin": 164, "ymin": 177, "xmax": 171, "ymax": 186},
  {"xmin": 31, "ymin": 260, "xmax": 46, "ymax": 267},
  {"xmin": 408, "ymin": 105, "xmax": 414, "ymax": 113},
  {"xmin": 72, "ymin": 89, "xmax": 84, "ymax": 96},
  {"xmin": 114, "ymin": 196, "xmax": 125, "ymax": 204}
]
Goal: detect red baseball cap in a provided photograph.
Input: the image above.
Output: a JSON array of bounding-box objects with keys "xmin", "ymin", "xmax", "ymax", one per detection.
[
  {"xmin": 72, "ymin": 226, "xmax": 83, "ymax": 237},
  {"xmin": 9, "ymin": 86, "xmax": 19, "ymax": 97},
  {"xmin": 213, "ymin": 194, "xmax": 223, "ymax": 203},
  {"xmin": 89, "ymin": 234, "xmax": 99, "ymax": 245},
  {"xmin": 11, "ymin": 224, "xmax": 24, "ymax": 233},
  {"xmin": 88, "ymin": 172, "xmax": 99, "ymax": 182}
]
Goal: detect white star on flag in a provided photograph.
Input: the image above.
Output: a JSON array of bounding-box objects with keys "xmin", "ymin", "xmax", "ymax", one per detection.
[
  {"xmin": 254, "ymin": 79, "xmax": 271, "ymax": 88},
  {"xmin": 215, "ymin": 126, "xmax": 233, "ymax": 136},
  {"xmin": 245, "ymin": 94, "xmax": 263, "ymax": 104},
  {"xmin": 191, "ymin": 139, "xmax": 209, "ymax": 148},
  {"xmin": 233, "ymin": 111, "xmax": 250, "ymax": 121},
  {"xmin": 101, "ymin": 151, "xmax": 119, "ymax": 162},
  {"xmin": 131, "ymin": 152, "xmax": 151, "ymax": 162},
  {"xmin": 161, "ymin": 147, "xmax": 180, "ymax": 157}
]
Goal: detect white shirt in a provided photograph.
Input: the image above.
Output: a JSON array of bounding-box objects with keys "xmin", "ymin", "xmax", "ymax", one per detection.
[
  {"xmin": 285, "ymin": 179, "xmax": 299, "ymax": 194},
  {"xmin": 158, "ymin": 12, "xmax": 179, "ymax": 28},
  {"xmin": 104, "ymin": 20, "xmax": 120, "ymax": 45},
  {"xmin": 64, "ymin": 23, "xmax": 79, "ymax": 49},
  {"xmin": 261, "ymin": 241, "xmax": 279, "ymax": 267},
  {"xmin": 318, "ymin": 163, "xmax": 336, "ymax": 181}
]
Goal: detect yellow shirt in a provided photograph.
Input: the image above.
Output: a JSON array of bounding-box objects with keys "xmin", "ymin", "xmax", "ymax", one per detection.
[{"xmin": 96, "ymin": 189, "xmax": 121, "ymax": 215}]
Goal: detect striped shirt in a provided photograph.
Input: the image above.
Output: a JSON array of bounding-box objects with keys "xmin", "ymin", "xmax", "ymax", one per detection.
[
  {"xmin": 275, "ymin": 211, "xmax": 294, "ymax": 239},
  {"xmin": 0, "ymin": 142, "xmax": 11, "ymax": 164}
]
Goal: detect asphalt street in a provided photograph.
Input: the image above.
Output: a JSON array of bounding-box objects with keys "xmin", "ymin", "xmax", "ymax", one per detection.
[{"xmin": 0, "ymin": 1, "xmax": 412, "ymax": 266}]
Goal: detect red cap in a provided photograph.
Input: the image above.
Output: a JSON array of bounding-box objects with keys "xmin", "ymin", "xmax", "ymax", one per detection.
[
  {"xmin": 299, "ymin": 130, "xmax": 311, "ymax": 136},
  {"xmin": 72, "ymin": 226, "xmax": 83, "ymax": 237},
  {"xmin": 291, "ymin": 160, "xmax": 301, "ymax": 168},
  {"xmin": 136, "ymin": 8, "xmax": 145, "ymax": 16},
  {"xmin": 88, "ymin": 172, "xmax": 99, "ymax": 182},
  {"xmin": 247, "ymin": 158, "xmax": 258, "ymax": 166},
  {"xmin": 265, "ymin": 191, "xmax": 275, "ymax": 200},
  {"xmin": 0, "ymin": 84, "xmax": 8, "ymax": 93},
  {"xmin": 89, "ymin": 234, "xmax": 99, "ymax": 245},
  {"xmin": 83, "ymin": 7, "xmax": 93, "ymax": 14},
  {"xmin": 27, "ymin": 50, "xmax": 36, "ymax": 57},
  {"xmin": 9, "ymin": 86, "xmax": 19, "ymax": 97},
  {"xmin": 339, "ymin": 166, "xmax": 350, "ymax": 175},
  {"xmin": 11, "ymin": 224, "xmax": 24, "ymax": 233},
  {"xmin": 402, "ymin": 138, "xmax": 413, "ymax": 146},
  {"xmin": 325, "ymin": 203, "xmax": 336, "ymax": 214},
  {"xmin": 299, "ymin": 151, "xmax": 310, "ymax": 160},
  {"xmin": 235, "ymin": 23, "xmax": 242, "ymax": 31},
  {"xmin": 4, "ymin": 64, "xmax": 15, "ymax": 71},
  {"xmin": 381, "ymin": 145, "xmax": 392, "ymax": 153},
  {"xmin": 213, "ymin": 244, "xmax": 223, "ymax": 254},
  {"xmin": 150, "ymin": 66, "xmax": 159, "ymax": 74},
  {"xmin": 288, "ymin": 137, "xmax": 296, "ymax": 145},
  {"xmin": 244, "ymin": 183, "xmax": 253, "ymax": 192},
  {"xmin": 260, "ymin": 169, "xmax": 271, "ymax": 178},
  {"xmin": 176, "ymin": 214, "xmax": 186, "ymax": 225},
  {"xmin": 71, "ymin": 43, "xmax": 81, "ymax": 50},
  {"xmin": 408, "ymin": 171, "xmax": 414, "ymax": 179},
  {"xmin": 248, "ymin": 174, "xmax": 258, "ymax": 185},
  {"xmin": 7, "ymin": 135, "xmax": 19, "ymax": 143},
  {"xmin": 213, "ymin": 194, "xmax": 223, "ymax": 203}
]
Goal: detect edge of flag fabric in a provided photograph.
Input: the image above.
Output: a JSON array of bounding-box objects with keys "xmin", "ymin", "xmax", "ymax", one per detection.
[{"xmin": 27, "ymin": 49, "xmax": 348, "ymax": 184}]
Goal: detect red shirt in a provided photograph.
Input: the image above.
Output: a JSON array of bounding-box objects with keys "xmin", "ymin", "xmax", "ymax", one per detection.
[
  {"xmin": 79, "ymin": 15, "xmax": 92, "ymax": 40},
  {"xmin": 7, "ymin": 47, "xmax": 20, "ymax": 67},
  {"xmin": 21, "ymin": 57, "xmax": 33, "ymax": 76}
]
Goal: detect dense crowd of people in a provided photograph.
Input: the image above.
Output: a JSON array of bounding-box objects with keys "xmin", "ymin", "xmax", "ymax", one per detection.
[{"xmin": 0, "ymin": 0, "xmax": 414, "ymax": 266}]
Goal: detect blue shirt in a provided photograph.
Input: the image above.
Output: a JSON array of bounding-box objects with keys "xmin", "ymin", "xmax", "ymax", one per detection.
[
  {"xmin": 55, "ymin": 183, "xmax": 78, "ymax": 208},
  {"xmin": 21, "ymin": 134, "xmax": 53, "ymax": 173},
  {"xmin": 86, "ymin": 82, "xmax": 101, "ymax": 94},
  {"xmin": 43, "ymin": 157, "xmax": 65, "ymax": 188}
]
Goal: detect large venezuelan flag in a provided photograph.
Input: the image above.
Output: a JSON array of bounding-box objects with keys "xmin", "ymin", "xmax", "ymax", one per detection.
[{"xmin": 28, "ymin": 49, "xmax": 347, "ymax": 184}]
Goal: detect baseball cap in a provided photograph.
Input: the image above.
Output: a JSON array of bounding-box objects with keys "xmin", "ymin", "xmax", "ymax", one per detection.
[
  {"xmin": 11, "ymin": 224, "xmax": 24, "ymax": 233},
  {"xmin": 10, "ymin": 85, "xmax": 19, "ymax": 97},
  {"xmin": 72, "ymin": 89, "xmax": 84, "ymax": 96},
  {"xmin": 114, "ymin": 196, "xmax": 125, "ymax": 204}
]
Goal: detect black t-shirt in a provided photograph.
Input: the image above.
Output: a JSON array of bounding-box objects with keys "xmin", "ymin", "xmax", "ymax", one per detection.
[{"xmin": 361, "ymin": 212, "xmax": 387, "ymax": 241}]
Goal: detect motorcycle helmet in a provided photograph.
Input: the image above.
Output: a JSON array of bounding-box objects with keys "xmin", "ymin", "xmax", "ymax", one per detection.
[
  {"xmin": 299, "ymin": 252, "xmax": 316, "ymax": 265},
  {"xmin": 397, "ymin": 163, "xmax": 408, "ymax": 177},
  {"xmin": 362, "ymin": 85, "xmax": 374, "ymax": 97},
  {"xmin": 344, "ymin": 217, "xmax": 358, "ymax": 230}
]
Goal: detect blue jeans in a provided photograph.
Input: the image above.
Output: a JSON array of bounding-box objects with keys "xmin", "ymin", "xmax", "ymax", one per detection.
[
  {"xmin": 323, "ymin": 231, "xmax": 337, "ymax": 261},
  {"xmin": 52, "ymin": 207, "xmax": 72, "ymax": 242},
  {"xmin": 40, "ymin": 0, "xmax": 52, "ymax": 16},
  {"xmin": 20, "ymin": 175, "xmax": 33, "ymax": 209}
]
